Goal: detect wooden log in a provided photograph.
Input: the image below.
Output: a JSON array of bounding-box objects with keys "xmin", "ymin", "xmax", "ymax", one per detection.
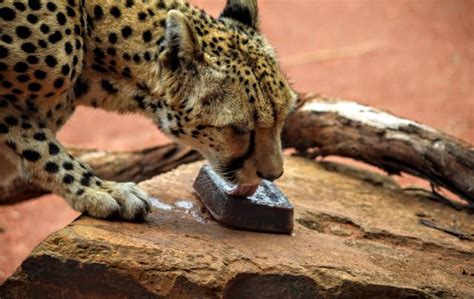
[
  {"xmin": 1, "ymin": 94, "xmax": 473, "ymax": 206},
  {"xmin": 283, "ymin": 94, "xmax": 474, "ymax": 205}
]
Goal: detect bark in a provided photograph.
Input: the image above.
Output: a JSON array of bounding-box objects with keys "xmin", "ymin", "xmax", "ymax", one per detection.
[
  {"xmin": 1, "ymin": 94, "xmax": 473, "ymax": 206},
  {"xmin": 283, "ymin": 94, "xmax": 474, "ymax": 205}
]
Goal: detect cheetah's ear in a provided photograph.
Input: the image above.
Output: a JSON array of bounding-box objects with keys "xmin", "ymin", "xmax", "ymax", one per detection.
[
  {"xmin": 219, "ymin": 0, "xmax": 259, "ymax": 30},
  {"xmin": 161, "ymin": 10, "xmax": 203, "ymax": 71}
]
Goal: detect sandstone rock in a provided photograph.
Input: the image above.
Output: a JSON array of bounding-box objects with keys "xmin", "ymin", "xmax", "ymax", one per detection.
[{"xmin": 1, "ymin": 157, "xmax": 473, "ymax": 298}]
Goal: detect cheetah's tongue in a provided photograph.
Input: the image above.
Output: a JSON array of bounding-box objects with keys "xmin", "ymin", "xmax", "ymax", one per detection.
[{"xmin": 228, "ymin": 184, "xmax": 259, "ymax": 197}]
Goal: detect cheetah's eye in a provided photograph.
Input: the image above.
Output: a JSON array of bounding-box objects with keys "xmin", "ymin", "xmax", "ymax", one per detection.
[{"xmin": 230, "ymin": 125, "xmax": 247, "ymax": 136}]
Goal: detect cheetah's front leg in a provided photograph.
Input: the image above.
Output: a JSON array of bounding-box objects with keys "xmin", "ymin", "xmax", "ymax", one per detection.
[{"xmin": 4, "ymin": 124, "xmax": 150, "ymax": 221}]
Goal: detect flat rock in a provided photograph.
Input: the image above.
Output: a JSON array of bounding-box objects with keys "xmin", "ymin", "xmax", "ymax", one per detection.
[{"xmin": 1, "ymin": 157, "xmax": 473, "ymax": 298}]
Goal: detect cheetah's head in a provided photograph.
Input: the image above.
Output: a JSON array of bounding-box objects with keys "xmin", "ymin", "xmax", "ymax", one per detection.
[{"xmin": 155, "ymin": 0, "xmax": 296, "ymax": 196}]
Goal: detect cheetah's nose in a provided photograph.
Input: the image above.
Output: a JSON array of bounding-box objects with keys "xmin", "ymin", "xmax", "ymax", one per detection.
[{"xmin": 256, "ymin": 170, "xmax": 284, "ymax": 182}]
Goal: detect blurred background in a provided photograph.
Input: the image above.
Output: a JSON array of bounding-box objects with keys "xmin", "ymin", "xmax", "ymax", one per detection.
[{"xmin": 0, "ymin": 0, "xmax": 472, "ymax": 283}]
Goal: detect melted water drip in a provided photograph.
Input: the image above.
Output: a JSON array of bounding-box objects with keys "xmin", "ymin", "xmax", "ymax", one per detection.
[{"xmin": 150, "ymin": 197, "xmax": 173, "ymax": 210}]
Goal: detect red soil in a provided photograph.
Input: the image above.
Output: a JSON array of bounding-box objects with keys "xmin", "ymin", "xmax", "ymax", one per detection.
[{"xmin": 1, "ymin": 0, "xmax": 472, "ymax": 283}]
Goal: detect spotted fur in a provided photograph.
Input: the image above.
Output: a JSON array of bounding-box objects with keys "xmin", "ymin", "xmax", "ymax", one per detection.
[{"xmin": 0, "ymin": 0, "xmax": 296, "ymax": 221}]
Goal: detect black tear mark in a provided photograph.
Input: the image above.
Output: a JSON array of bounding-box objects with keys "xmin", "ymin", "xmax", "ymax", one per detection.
[{"xmin": 221, "ymin": 130, "xmax": 255, "ymax": 181}]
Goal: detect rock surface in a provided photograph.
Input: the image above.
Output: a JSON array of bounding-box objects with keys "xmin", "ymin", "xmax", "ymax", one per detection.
[{"xmin": 1, "ymin": 157, "xmax": 473, "ymax": 298}]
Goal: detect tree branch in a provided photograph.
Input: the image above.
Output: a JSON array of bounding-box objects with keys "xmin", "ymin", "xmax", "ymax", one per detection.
[{"xmin": 283, "ymin": 94, "xmax": 474, "ymax": 205}]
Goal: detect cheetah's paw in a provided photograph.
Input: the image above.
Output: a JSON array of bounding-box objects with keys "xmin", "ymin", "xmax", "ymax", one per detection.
[{"xmin": 72, "ymin": 182, "xmax": 151, "ymax": 221}]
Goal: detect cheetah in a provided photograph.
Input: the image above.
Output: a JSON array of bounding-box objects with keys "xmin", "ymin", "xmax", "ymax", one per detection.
[{"xmin": 0, "ymin": 0, "xmax": 297, "ymax": 221}]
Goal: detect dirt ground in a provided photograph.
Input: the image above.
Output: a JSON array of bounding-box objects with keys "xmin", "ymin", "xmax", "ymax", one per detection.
[{"xmin": 1, "ymin": 0, "xmax": 472, "ymax": 283}]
